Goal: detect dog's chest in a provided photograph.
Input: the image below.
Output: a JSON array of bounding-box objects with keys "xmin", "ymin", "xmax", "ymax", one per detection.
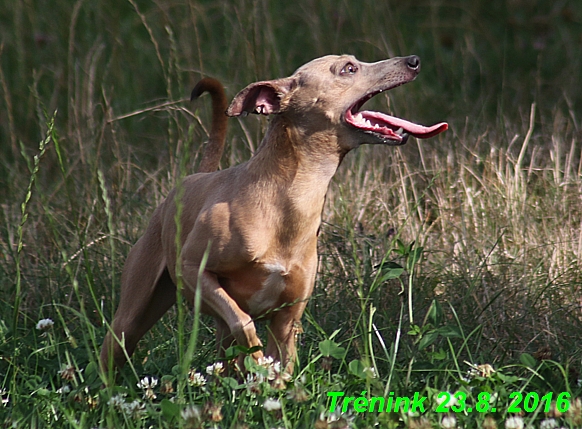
[{"xmin": 245, "ymin": 262, "xmax": 288, "ymax": 315}]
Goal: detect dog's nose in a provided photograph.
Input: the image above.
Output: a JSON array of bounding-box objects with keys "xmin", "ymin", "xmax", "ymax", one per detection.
[{"xmin": 406, "ymin": 55, "xmax": 420, "ymax": 71}]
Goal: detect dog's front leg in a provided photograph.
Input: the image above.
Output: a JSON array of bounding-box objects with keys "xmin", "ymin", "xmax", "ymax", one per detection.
[{"xmin": 182, "ymin": 264, "xmax": 264, "ymax": 363}]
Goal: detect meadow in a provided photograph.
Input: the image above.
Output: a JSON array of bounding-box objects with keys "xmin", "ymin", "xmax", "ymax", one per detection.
[{"xmin": 1, "ymin": 0, "xmax": 582, "ymax": 427}]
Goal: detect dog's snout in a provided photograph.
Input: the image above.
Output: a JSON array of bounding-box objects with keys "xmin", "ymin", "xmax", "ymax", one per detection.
[{"xmin": 406, "ymin": 55, "xmax": 420, "ymax": 71}]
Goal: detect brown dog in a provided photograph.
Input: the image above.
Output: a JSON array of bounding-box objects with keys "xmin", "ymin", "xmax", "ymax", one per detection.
[{"xmin": 100, "ymin": 54, "xmax": 447, "ymax": 374}]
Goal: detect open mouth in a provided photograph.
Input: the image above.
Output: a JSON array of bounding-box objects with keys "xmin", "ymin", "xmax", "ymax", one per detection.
[{"xmin": 345, "ymin": 92, "xmax": 448, "ymax": 144}]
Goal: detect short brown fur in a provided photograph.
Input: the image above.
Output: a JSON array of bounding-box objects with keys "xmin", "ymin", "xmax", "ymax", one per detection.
[{"xmin": 100, "ymin": 54, "xmax": 445, "ymax": 375}]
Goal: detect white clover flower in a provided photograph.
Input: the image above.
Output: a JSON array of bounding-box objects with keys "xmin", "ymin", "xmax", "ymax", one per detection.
[
  {"xmin": 56, "ymin": 385, "xmax": 71, "ymax": 394},
  {"xmin": 137, "ymin": 376, "xmax": 158, "ymax": 390},
  {"xmin": 263, "ymin": 397, "xmax": 282, "ymax": 411},
  {"xmin": 257, "ymin": 357, "xmax": 290, "ymax": 383},
  {"xmin": 246, "ymin": 372, "xmax": 265, "ymax": 384},
  {"xmin": 317, "ymin": 407, "xmax": 355, "ymax": 427},
  {"xmin": 363, "ymin": 366, "xmax": 377, "ymax": 378},
  {"xmin": 258, "ymin": 356, "xmax": 274, "ymax": 366},
  {"xmin": 281, "ymin": 370, "xmax": 292, "ymax": 382},
  {"xmin": 244, "ymin": 372, "xmax": 264, "ymax": 396},
  {"xmin": 107, "ymin": 394, "xmax": 127, "ymax": 410},
  {"xmin": 206, "ymin": 362, "xmax": 224, "ymax": 376},
  {"xmin": 286, "ymin": 383, "xmax": 309, "ymax": 402},
  {"xmin": 1, "ymin": 389, "xmax": 8, "ymax": 406},
  {"xmin": 137, "ymin": 376, "xmax": 158, "ymax": 400},
  {"xmin": 436, "ymin": 392, "xmax": 458, "ymax": 408},
  {"xmin": 267, "ymin": 363, "xmax": 279, "ymax": 380},
  {"xmin": 459, "ymin": 374, "xmax": 471, "ymax": 383},
  {"xmin": 36, "ymin": 318, "xmax": 54, "ymax": 331},
  {"xmin": 270, "ymin": 361, "xmax": 291, "ymax": 389},
  {"xmin": 122, "ymin": 399, "xmax": 146, "ymax": 419},
  {"xmin": 539, "ymin": 419, "xmax": 559, "ymax": 429},
  {"xmin": 505, "ymin": 415, "xmax": 524, "ymax": 429},
  {"xmin": 187, "ymin": 370, "xmax": 207, "ymax": 387},
  {"xmin": 441, "ymin": 414, "xmax": 456, "ymax": 429},
  {"xmin": 181, "ymin": 405, "xmax": 202, "ymax": 423}
]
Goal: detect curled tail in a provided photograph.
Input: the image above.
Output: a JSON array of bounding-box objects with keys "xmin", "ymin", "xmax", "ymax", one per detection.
[{"xmin": 191, "ymin": 77, "xmax": 228, "ymax": 173}]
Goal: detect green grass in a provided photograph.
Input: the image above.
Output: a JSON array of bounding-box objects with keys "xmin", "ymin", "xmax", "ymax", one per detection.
[{"xmin": 1, "ymin": 0, "xmax": 582, "ymax": 427}]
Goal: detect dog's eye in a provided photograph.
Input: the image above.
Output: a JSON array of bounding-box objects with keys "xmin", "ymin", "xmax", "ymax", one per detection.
[{"xmin": 340, "ymin": 63, "xmax": 358, "ymax": 75}]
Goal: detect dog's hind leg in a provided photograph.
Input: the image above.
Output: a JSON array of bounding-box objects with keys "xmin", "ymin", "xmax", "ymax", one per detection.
[
  {"xmin": 265, "ymin": 304, "xmax": 306, "ymax": 374},
  {"xmin": 100, "ymin": 210, "xmax": 177, "ymax": 372}
]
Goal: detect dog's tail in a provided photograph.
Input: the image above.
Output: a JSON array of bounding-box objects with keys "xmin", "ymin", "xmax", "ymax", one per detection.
[{"xmin": 191, "ymin": 77, "xmax": 228, "ymax": 173}]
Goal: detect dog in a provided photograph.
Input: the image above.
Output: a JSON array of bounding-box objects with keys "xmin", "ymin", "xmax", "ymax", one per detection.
[{"xmin": 100, "ymin": 54, "xmax": 448, "ymax": 374}]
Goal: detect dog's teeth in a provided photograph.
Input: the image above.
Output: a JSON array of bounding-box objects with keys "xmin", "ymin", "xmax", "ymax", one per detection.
[
  {"xmin": 354, "ymin": 113, "xmax": 370, "ymax": 127},
  {"xmin": 395, "ymin": 127, "xmax": 403, "ymax": 135},
  {"xmin": 352, "ymin": 113, "xmax": 379, "ymax": 129}
]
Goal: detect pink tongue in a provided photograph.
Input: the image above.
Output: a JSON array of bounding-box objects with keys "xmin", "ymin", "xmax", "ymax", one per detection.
[{"xmin": 365, "ymin": 111, "xmax": 448, "ymax": 138}]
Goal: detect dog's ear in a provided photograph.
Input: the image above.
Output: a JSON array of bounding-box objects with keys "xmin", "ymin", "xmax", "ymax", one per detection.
[{"xmin": 226, "ymin": 77, "xmax": 296, "ymax": 117}]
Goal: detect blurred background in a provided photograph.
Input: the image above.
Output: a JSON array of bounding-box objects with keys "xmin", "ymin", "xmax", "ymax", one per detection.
[{"xmin": 1, "ymin": 0, "xmax": 581, "ymax": 167}]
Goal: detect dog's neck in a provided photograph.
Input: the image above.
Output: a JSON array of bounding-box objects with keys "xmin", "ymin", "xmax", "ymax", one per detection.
[
  {"xmin": 245, "ymin": 114, "xmax": 344, "ymax": 224},
  {"xmin": 250, "ymin": 115, "xmax": 344, "ymax": 173},
  {"xmin": 250, "ymin": 116, "xmax": 342, "ymax": 179}
]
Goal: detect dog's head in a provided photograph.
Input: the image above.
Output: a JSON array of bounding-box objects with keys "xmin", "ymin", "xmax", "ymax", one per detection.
[{"xmin": 227, "ymin": 54, "xmax": 447, "ymax": 150}]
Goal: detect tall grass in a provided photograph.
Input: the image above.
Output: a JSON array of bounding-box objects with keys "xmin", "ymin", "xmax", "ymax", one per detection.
[{"xmin": 1, "ymin": 0, "xmax": 581, "ymax": 427}]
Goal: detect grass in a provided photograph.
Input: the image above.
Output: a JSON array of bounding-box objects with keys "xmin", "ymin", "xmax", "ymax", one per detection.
[{"xmin": 1, "ymin": 0, "xmax": 582, "ymax": 427}]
